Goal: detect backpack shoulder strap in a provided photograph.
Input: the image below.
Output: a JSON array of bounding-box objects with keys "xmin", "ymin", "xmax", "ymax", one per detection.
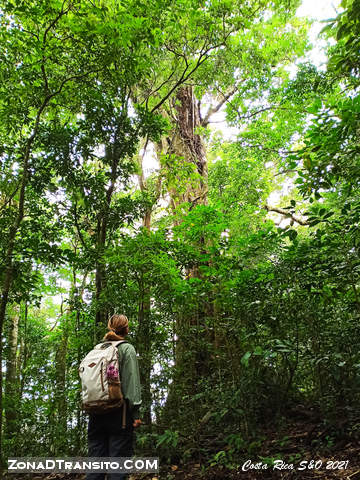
[
  {"xmin": 115, "ymin": 340, "xmax": 128, "ymax": 373},
  {"xmin": 94, "ymin": 340, "xmax": 128, "ymax": 350},
  {"xmin": 112, "ymin": 340, "xmax": 128, "ymax": 348}
]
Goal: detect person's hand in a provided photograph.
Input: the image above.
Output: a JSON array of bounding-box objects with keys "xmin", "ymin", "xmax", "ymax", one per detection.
[{"xmin": 133, "ymin": 419, "xmax": 142, "ymax": 428}]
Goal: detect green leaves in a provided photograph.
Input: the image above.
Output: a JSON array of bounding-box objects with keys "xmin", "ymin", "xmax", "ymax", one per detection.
[
  {"xmin": 241, "ymin": 351, "xmax": 252, "ymax": 367},
  {"xmin": 307, "ymin": 97, "xmax": 322, "ymax": 114},
  {"xmin": 283, "ymin": 228, "xmax": 298, "ymax": 241},
  {"xmin": 2, "ymin": 0, "xmax": 360, "ymax": 465},
  {"xmin": 155, "ymin": 429, "xmax": 179, "ymax": 448}
]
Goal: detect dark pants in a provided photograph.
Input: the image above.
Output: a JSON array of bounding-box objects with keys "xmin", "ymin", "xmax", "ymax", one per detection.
[{"xmin": 86, "ymin": 402, "xmax": 134, "ymax": 480}]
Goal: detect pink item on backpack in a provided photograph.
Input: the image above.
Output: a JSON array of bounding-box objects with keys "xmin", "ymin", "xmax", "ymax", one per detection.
[{"xmin": 106, "ymin": 364, "xmax": 119, "ymax": 380}]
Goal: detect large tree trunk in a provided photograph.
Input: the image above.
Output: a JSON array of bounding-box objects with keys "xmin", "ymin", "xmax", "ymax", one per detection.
[
  {"xmin": 173, "ymin": 85, "xmax": 210, "ymax": 369},
  {"xmin": 155, "ymin": 86, "xmax": 208, "ymax": 219},
  {"xmin": 158, "ymin": 86, "xmax": 214, "ymax": 416},
  {"xmin": 165, "ymin": 85, "xmax": 208, "ymax": 207}
]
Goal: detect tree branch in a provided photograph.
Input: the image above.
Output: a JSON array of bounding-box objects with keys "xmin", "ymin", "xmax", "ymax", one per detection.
[
  {"xmin": 0, "ymin": 180, "xmax": 22, "ymax": 215},
  {"xmin": 239, "ymin": 143, "xmax": 299, "ymax": 156},
  {"xmin": 137, "ymin": 136, "xmax": 149, "ymax": 192},
  {"xmin": 150, "ymin": 62, "xmax": 190, "ymax": 113},
  {"xmin": 201, "ymin": 87, "xmax": 237, "ymax": 126},
  {"xmin": 73, "ymin": 202, "xmax": 88, "ymax": 249},
  {"xmin": 43, "ymin": 0, "xmax": 69, "ymax": 46},
  {"xmin": 264, "ymin": 205, "xmax": 309, "ymax": 226},
  {"xmin": 150, "ymin": 35, "xmax": 231, "ymax": 114},
  {"xmin": 144, "ymin": 69, "xmax": 177, "ymax": 109}
]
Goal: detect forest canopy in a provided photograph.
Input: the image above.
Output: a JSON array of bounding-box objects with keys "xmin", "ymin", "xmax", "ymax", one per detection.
[{"xmin": 1, "ymin": 0, "xmax": 360, "ymax": 476}]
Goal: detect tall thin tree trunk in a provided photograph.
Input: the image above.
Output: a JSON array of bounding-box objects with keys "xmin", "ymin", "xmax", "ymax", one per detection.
[
  {"xmin": 135, "ymin": 144, "xmax": 160, "ymax": 426},
  {"xmin": 0, "ymin": 130, "xmax": 32, "ymax": 467},
  {"xmin": 75, "ymin": 308, "xmax": 83, "ymax": 452},
  {"xmin": 95, "ymin": 143, "xmax": 121, "ymax": 326},
  {"xmin": 137, "ymin": 285, "xmax": 152, "ymax": 426},
  {"xmin": 95, "ymin": 215, "xmax": 106, "ymax": 325},
  {"xmin": 4, "ymin": 306, "xmax": 20, "ymax": 446},
  {"xmin": 19, "ymin": 303, "xmax": 28, "ymax": 399},
  {"xmin": 55, "ymin": 321, "xmax": 68, "ymax": 454},
  {"xmin": 0, "ymin": 92, "xmax": 53, "ymax": 466}
]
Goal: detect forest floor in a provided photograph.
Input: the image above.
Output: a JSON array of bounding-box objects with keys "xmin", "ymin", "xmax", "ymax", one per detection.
[
  {"xmin": 145, "ymin": 414, "xmax": 360, "ymax": 480},
  {"xmin": 5, "ymin": 411, "xmax": 360, "ymax": 480}
]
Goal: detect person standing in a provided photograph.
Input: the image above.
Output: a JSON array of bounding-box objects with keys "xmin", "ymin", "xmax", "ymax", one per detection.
[{"xmin": 86, "ymin": 314, "xmax": 142, "ymax": 480}]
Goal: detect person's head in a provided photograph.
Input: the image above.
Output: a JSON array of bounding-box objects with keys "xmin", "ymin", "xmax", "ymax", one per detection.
[{"xmin": 103, "ymin": 314, "xmax": 129, "ymax": 341}]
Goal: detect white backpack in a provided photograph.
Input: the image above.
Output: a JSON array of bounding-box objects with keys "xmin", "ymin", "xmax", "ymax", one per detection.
[{"xmin": 79, "ymin": 340, "xmax": 128, "ymax": 427}]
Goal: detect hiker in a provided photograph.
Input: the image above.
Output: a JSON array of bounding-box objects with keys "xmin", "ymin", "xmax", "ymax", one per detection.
[{"xmin": 85, "ymin": 314, "xmax": 142, "ymax": 480}]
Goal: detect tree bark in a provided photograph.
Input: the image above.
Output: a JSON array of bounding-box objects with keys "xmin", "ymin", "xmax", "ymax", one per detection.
[
  {"xmin": 0, "ymin": 56, "xmax": 73, "ymax": 462},
  {"xmin": 0, "ymin": 115, "xmax": 38, "ymax": 466},
  {"xmin": 4, "ymin": 306, "xmax": 20, "ymax": 444},
  {"xmin": 169, "ymin": 85, "xmax": 208, "ymax": 206},
  {"xmin": 137, "ymin": 283, "xmax": 152, "ymax": 426},
  {"xmin": 173, "ymin": 86, "xmax": 210, "ymax": 373},
  {"xmin": 19, "ymin": 303, "xmax": 28, "ymax": 399},
  {"xmin": 95, "ymin": 143, "xmax": 121, "ymax": 325},
  {"xmin": 157, "ymin": 86, "xmax": 214, "ymax": 416},
  {"xmin": 75, "ymin": 308, "xmax": 84, "ymax": 452},
  {"xmin": 95, "ymin": 215, "xmax": 106, "ymax": 325},
  {"xmin": 134, "ymin": 145, "xmax": 162, "ymax": 426},
  {"xmin": 55, "ymin": 320, "xmax": 68, "ymax": 454}
]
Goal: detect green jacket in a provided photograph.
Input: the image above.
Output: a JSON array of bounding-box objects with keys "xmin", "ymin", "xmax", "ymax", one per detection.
[{"xmin": 117, "ymin": 342, "xmax": 142, "ymax": 419}]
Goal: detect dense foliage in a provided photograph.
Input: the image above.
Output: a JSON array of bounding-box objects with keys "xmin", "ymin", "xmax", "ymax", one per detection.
[{"xmin": 1, "ymin": 0, "xmax": 359, "ymax": 474}]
